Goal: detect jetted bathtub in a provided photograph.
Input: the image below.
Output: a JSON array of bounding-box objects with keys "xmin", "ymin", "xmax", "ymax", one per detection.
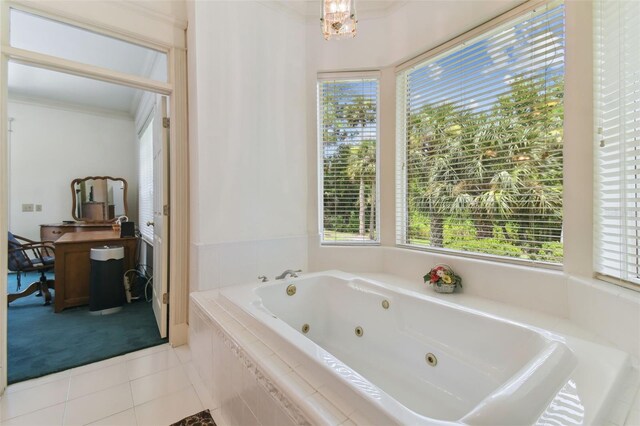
[{"xmin": 212, "ymin": 271, "xmax": 635, "ymax": 425}]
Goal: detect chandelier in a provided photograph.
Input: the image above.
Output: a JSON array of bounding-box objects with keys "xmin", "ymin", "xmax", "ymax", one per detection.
[{"xmin": 321, "ymin": 0, "xmax": 357, "ymax": 40}]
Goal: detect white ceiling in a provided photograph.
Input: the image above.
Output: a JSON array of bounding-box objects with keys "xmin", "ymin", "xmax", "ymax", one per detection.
[
  {"xmin": 8, "ymin": 63, "xmax": 143, "ymax": 115},
  {"xmin": 282, "ymin": 0, "xmax": 404, "ymax": 16},
  {"xmin": 8, "ymin": 9, "xmax": 166, "ymax": 115}
]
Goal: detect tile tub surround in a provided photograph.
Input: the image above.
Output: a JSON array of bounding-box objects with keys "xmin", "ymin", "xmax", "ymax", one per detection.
[
  {"xmin": 190, "ymin": 235, "xmax": 309, "ymax": 293},
  {"xmin": 190, "ymin": 271, "xmax": 640, "ymax": 425},
  {"xmin": 189, "ymin": 295, "xmax": 386, "ymax": 425},
  {"xmin": 189, "ymin": 298, "xmax": 312, "ymax": 426}
]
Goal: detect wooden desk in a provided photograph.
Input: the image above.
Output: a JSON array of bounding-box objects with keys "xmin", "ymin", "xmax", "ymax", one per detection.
[
  {"xmin": 41, "ymin": 223, "xmax": 114, "ymax": 242},
  {"xmin": 54, "ymin": 231, "xmax": 137, "ymax": 313}
]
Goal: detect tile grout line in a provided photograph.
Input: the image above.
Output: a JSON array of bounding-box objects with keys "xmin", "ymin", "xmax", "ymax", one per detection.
[
  {"xmin": 127, "ymin": 379, "xmax": 138, "ymax": 426},
  {"xmin": 87, "ymin": 407, "xmax": 134, "ymax": 426},
  {"xmin": 132, "ymin": 372, "xmax": 142, "ymax": 426},
  {"xmin": 2, "ymin": 345, "xmax": 179, "ymax": 425},
  {"xmin": 66, "ymin": 367, "xmax": 130, "ymax": 404},
  {"xmin": 133, "ymin": 384, "xmax": 200, "ymax": 426},
  {"xmin": 68, "ymin": 357, "xmax": 126, "ymax": 377},
  {"xmin": 19, "ymin": 350, "xmax": 177, "ymax": 423},
  {"xmin": 189, "ymin": 379, "xmax": 208, "ymax": 412},
  {"xmin": 126, "ymin": 349, "xmax": 175, "ymax": 381},
  {"xmin": 130, "ymin": 363, "xmax": 192, "ymax": 408},
  {"xmin": 74, "ymin": 370, "xmax": 139, "ymax": 425},
  {"xmin": 1, "ymin": 381, "xmax": 59, "ymax": 422},
  {"xmin": 62, "ymin": 374, "xmax": 71, "ymax": 426},
  {"xmin": 2, "ymin": 345, "xmax": 175, "ymax": 425}
]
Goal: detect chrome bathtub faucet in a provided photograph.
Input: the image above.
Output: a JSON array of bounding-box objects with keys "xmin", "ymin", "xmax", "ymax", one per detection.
[{"xmin": 275, "ymin": 269, "xmax": 302, "ymax": 280}]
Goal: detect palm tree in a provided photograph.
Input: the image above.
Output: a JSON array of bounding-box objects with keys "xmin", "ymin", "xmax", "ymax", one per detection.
[
  {"xmin": 490, "ymin": 76, "xmax": 564, "ymax": 254},
  {"xmin": 406, "ymin": 75, "xmax": 563, "ymax": 256},
  {"xmin": 344, "ymin": 95, "xmax": 377, "ymax": 238},
  {"xmin": 323, "ymin": 144, "xmax": 360, "ymax": 235},
  {"xmin": 321, "ymin": 87, "xmax": 377, "ymax": 238},
  {"xmin": 347, "ymin": 141, "xmax": 376, "ymax": 238},
  {"xmin": 407, "ymin": 103, "xmax": 464, "ymax": 247}
]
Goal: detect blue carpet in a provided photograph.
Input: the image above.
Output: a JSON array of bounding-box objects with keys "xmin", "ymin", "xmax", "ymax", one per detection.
[{"xmin": 7, "ymin": 272, "xmax": 167, "ymax": 384}]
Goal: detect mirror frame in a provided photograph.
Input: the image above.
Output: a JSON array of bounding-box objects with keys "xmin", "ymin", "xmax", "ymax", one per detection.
[{"xmin": 71, "ymin": 176, "xmax": 128, "ymax": 223}]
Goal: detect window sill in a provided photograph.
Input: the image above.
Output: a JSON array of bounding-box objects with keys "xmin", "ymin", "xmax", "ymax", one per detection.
[
  {"xmin": 320, "ymin": 241, "xmax": 381, "ymax": 247},
  {"xmin": 395, "ymin": 243, "xmax": 563, "ymax": 271},
  {"xmin": 594, "ymin": 273, "xmax": 640, "ymax": 293}
]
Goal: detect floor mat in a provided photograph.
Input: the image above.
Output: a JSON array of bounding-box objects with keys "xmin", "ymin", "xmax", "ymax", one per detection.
[{"xmin": 171, "ymin": 409, "xmax": 217, "ymax": 426}]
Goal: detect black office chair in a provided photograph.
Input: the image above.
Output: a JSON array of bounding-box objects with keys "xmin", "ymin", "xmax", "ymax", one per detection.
[{"xmin": 7, "ymin": 232, "xmax": 55, "ymax": 305}]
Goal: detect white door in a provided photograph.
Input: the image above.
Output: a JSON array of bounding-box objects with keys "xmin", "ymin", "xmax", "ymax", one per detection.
[{"xmin": 152, "ymin": 96, "xmax": 169, "ymax": 338}]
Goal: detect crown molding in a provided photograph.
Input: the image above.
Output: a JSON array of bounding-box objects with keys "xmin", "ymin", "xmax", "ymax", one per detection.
[
  {"xmin": 8, "ymin": 0, "xmax": 185, "ymax": 50},
  {"xmin": 293, "ymin": 0, "xmax": 409, "ymax": 22},
  {"xmin": 113, "ymin": 0, "xmax": 188, "ymax": 30},
  {"xmin": 8, "ymin": 93, "xmax": 134, "ymax": 121},
  {"xmin": 257, "ymin": 0, "xmax": 308, "ymax": 22},
  {"xmin": 364, "ymin": 0, "xmax": 409, "ymax": 19}
]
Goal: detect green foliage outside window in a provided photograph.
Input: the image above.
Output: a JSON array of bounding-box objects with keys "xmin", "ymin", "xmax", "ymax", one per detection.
[
  {"xmin": 404, "ymin": 76, "xmax": 564, "ymax": 263},
  {"xmin": 321, "ymin": 83, "xmax": 378, "ymax": 243}
]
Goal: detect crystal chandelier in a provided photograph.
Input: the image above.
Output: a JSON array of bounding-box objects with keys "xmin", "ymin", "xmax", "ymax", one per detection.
[{"xmin": 321, "ymin": 0, "xmax": 357, "ymax": 40}]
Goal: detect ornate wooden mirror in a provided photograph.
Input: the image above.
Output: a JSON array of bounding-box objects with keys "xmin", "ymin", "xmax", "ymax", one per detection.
[{"xmin": 71, "ymin": 176, "xmax": 128, "ymax": 222}]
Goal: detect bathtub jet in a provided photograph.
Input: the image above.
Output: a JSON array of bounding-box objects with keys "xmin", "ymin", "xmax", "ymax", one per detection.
[{"xmin": 191, "ymin": 270, "xmax": 637, "ymax": 425}]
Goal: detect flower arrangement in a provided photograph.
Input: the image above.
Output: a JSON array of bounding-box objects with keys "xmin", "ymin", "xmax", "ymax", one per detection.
[{"xmin": 423, "ymin": 264, "xmax": 462, "ymax": 293}]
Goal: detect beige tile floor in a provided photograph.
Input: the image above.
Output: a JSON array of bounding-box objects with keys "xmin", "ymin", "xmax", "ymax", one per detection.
[{"xmin": 0, "ymin": 344, "xmax": 221, "ymax": 426}]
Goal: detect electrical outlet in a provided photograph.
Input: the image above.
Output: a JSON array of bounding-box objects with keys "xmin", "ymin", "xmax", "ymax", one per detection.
[
  {"xmin": 35, "ymin": 204, "xmax": 42, "ymax": 212},
  {"xmin": 22, "ymin": 204, "xmax": 34, "ymax": 212}
]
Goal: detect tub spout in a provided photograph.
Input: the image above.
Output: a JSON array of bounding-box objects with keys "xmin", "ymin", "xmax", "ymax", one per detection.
[{"xmin": 275, "ymin": 269, "xmax": 302, "ymax": 280}]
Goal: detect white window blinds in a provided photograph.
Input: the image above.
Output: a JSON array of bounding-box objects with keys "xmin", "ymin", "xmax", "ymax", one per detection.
[
  {"xmin": 396, "ymin": 1, "xmax": 565, "ymax": 265},
  {"xmin": 138, "ymin": 118, "xmax": 154, "ymax": 243},
  {"xmin": 595, "ymin": 0, "xmax": 640, "ymax": 287},
  {"xmin": 318, "ymin": 76, "xmax": 379, "ymax": 244}
]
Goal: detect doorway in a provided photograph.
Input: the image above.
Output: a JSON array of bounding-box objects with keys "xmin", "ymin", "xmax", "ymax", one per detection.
[
  {"xmin": 6, "ymin": 62, "xmax": 169, "ymax": 384},
  {"xmin": 0, "ymin": 4, "xmax": 187, "ymax": 390}
]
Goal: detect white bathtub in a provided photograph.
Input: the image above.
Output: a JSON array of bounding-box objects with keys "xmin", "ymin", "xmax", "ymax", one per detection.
[{"xmin": 196, "ymin": 271, "xmax": 636, "ymax": 425}]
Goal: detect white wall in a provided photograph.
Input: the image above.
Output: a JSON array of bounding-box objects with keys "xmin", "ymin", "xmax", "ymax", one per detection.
[
  {"xmin": 8, "ymin": 99, "xmax": 138, "ymax": 241},
  {"xmin": 305, "ymin": 0, "xmax": 640, "ymax": 359},
  {"xmin": 305, "ymin": 1, "xmax": 523, "ymax": 72},
  {"xmin": 187, "ymin": 1, "xmax": 308, "ymax": 292}
]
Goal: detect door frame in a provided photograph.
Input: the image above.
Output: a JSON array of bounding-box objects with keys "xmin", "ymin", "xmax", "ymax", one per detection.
[
  {"xmin": 152, "ymin": 95, "xmax": 170, "ymax": 339},
  {"xmin": 0, "ymin": 0, "xmax": 190, "ymax": 393}
]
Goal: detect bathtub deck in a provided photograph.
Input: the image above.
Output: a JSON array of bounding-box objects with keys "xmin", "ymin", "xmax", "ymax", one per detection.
[{"xmin": 190, "ymin": 271, "xmax": 640, "ymax": 426}]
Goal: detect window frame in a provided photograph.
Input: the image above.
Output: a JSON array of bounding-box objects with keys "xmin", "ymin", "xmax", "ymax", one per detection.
[
  {"xmin": 317, "ymin": 71, "xmax": 382, "ymax": 246},
  {"xmin": 394, "ymin": 0, "xmax": 565, "ymax": 270},
  {"xmin": 593, "ymin": 0, "xmax": 640, "ymax": 291}
]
